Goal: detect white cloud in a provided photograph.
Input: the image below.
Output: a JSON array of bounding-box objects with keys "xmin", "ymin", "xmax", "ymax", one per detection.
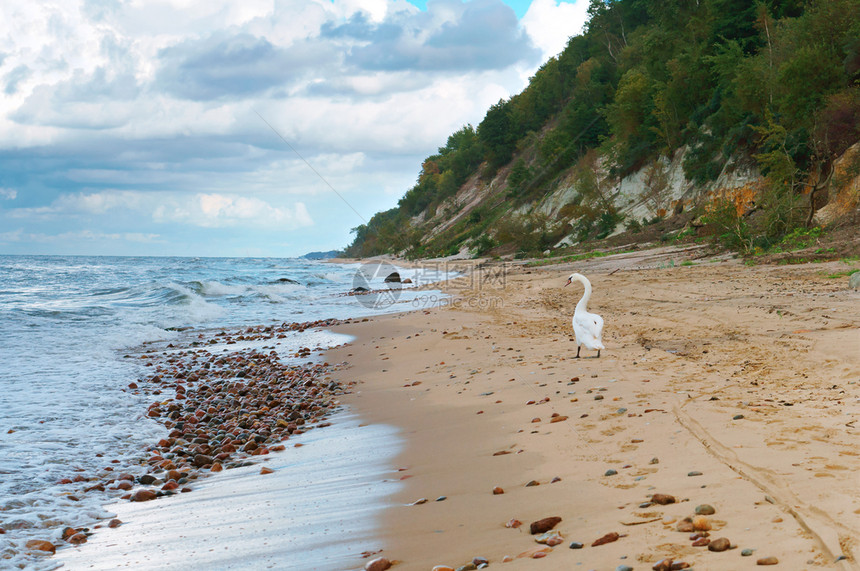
[
  {"xmin": 153, "ymin": 193, "xmax": 313, "ymax": 228},
  {"xmin": 522, "ymin": 0, "xmax": 589, "ymax": 60},
  {"xmin": 0, "ymin": 188, "xmax": 16, "ymax": 200},
  {"xmin": 0, "ymin": 228, "xmax": 163, "ymax": 243}
]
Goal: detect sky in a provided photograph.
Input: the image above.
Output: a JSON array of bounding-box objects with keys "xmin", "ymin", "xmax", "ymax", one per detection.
[{"xmin": 0, "ymin": 0, "xmax": 589, "ymax": 257}]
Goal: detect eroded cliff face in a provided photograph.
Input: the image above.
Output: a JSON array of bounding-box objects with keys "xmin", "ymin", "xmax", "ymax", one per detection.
[
  {"xmin": 814, "ymin": 141, "xmax": 860, "ymax": 226},
  {"xmin": 404, "ymin": 138, "xmax": 857, "ymax": 258}
]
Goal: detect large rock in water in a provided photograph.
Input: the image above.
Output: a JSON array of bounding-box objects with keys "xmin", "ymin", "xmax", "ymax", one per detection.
[{"xmin": 384, "ymin": 272, "xmax": 401, "ymax": 283}]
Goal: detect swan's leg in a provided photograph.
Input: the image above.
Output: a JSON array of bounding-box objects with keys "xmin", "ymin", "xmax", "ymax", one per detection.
[
  {"xmin": 575, "ymin": 346, "xmax": 581, "ymax": 358},
  {"xmin": 596, "ymin": 349, "xmax": 601, "ymax": 358}
]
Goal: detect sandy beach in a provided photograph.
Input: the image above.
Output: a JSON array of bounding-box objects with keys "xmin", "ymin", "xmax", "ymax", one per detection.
[{"xmin": 330, "ymin": 247, "xmax": 860, "ymax": 570}]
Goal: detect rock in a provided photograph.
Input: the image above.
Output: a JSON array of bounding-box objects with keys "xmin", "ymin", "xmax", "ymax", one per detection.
[
  {"xmin": 139, "ymin": 474, "xmax": 158, "ymax": 485},
  {"xmin": 501, "ymin": 555, "xmax": 513, "ymax": 562},
  {"xmin": 68, "ymin": 533, "xmax": 87, "ymax": 545},
  {"xmin": 25, "ymin": 540, "xmax": 56, "ymax": 554},
  {"xmin": 108, "ymin": 519, "xmax": 122, "ymax": 528},
  {"xmin": 651, "ymin": 493, "xmax": 676, "ymax": 505},
  {"xmin": 742, "ymin": 549, "xmax": 755, "ymax": 556},
  {"xmin": 472, "ymin": 557, "xmax": 489, "ymax": 567},
  {"xmin": 193, "ymin": 454, "xmax": 214, "ymax": 468},
  {"xmin": 688, "ymin": 470, "xmax": 703, "ymax": 476},
  {"xmin": 435, "ymin": 496, "xmax": 447, "ymax": 502},
  {"xmin": 517, "ymin": 546, "xmax": 553, "ymax": 558},
  {"xmin": 410, "ymin": 498, "xmax": 428, "ymax": 505},
  {"xmin": 733, "ymin": 414, "xmax": 745, "ymax": 420},
  {"xmin": 365, "ymin": 557, "xmax": 392, "ymax": 571},
  {"xmin": 130, "ymin": 489, "xmax": 158, "ymax": 502},
  {"xmin": 650, "ymin": 457, "xmax": 660, "ymax": 464},
  {"xmin": 708, "ymin": 537, "xmax": 731, "ymax": 552},
  {"xmin": 384, "ymin": 272, "xmax": 401, "ymax": 283},
  {"xmin": 757, "ymin": 556, "xmax": 778, "ymax": 565},
  {"xmin": 653, "ymin": 559, "xmax": 674, "ymax": 571},
  {"xmin": 692, "ymin": 515, "xmax": 712, "ymax": 531},
  {"xmin": 456, "ymin": 564, "xmax": 477, "ymax": 571},
  {"xmin": 850, "ymin": 272, "xmax": 860, "ymax": 290},
  {"xmin": 505, "ymin": 519, "xmax": 522, "ymax": 528},
  {"xmin": 402, "ymin": 278, "xmax": 413, "ymax": 284},
  {"xmin": 432, "ymin": 567, "xmax": 455, "ymax": 571},
  {"xmin": 535, "ymin": 530, "xmax": 564, "ymax": 546},
  {"xmin": 617, "ymin": 566, "xmax": 634, "ymax": 571},
  {"xmin": 692, "ymin": 537, "xmax": 710, "ymax": 546},
  {"xmin": 530, "ymin": 516, "xmax": 562, "ymax": 534},
  {"xmin": 695, "ymin": 504, "xmax": 715, "ymax": 515},
  {"xmin": 260, "ymin": 467, "xmax": 274, "ymax": 475},
  {"xmin": 676, "ymin": 519, "xmax": 694, "ymax": 532},
  {"xmin": 492, "ymin": 486, "xmax": 504, "ymax": 495},
  {"xmin": 61, "ymin": 527, "xmax": 78, "ymax": 541},
  {"xmin": 569, "ymin": 542, "xmax": 584, "ymax": 549},
  {"xmin": 605, "ymin": 469, "xmax": 618, "ymax": 476},
  {"xmin": 591, "ymin": 532, "xmax": 620, "ymax": 546}
]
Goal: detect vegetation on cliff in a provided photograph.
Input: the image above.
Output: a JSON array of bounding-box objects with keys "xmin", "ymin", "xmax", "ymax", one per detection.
[{"xmin": 346, "ymin": 0, "xmax": 860, "ymax": 259}]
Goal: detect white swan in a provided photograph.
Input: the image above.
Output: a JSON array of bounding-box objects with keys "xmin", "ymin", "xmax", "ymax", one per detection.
[{"xmin": 566, "ymin": 273, "xmax": 605, "ymax": 358}]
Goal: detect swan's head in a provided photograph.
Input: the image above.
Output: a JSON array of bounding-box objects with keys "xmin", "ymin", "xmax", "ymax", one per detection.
[{"xmin": 565, "ymin": 272, "xmax": 583, "ymax": 286}]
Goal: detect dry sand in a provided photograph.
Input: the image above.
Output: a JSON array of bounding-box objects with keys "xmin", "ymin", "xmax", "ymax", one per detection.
[{"xmin": 330, "ymin": 247, "xmax": 860, "ymax": 570}]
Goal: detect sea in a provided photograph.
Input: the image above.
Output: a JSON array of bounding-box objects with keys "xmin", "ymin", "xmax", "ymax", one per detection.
[{"xmin": 0, "ymin": 255, "xmax": 449, "ymax": 570}]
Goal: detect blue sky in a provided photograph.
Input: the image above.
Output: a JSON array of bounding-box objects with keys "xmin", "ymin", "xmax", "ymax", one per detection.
[{"xmin": 0, "ymin": 0, "xmax": 589, "ymax": 257}]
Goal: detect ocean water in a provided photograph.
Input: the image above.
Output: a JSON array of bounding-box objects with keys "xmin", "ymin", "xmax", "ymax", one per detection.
[{"xmin": 0, "ymin": 255, "xmax": 445, "ymax": 570}]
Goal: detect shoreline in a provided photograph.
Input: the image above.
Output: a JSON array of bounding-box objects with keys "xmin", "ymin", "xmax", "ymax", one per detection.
[{"xmin": 328, "ymin": 250, "xmax": 859, "ymax": 569}]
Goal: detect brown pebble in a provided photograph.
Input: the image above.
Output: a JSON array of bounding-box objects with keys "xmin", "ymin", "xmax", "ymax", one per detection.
[
  {"xmin": 108, "ymin": 519, "xmax": 122, "ymax": 528},
  {"xmin": 651, "ymin": 493, "xmax": 676, "ymax": 505},
  {"xmin": 692, "ymin": 537, "xmax": 710, "ymax": 547},
  {"xmin": 492, "ymin": 486, "xmax": 505, "ymax": 495},
  {"xmin": 364, "ymin": 557, "xmax": 392, "ymax": 571},
  {"xmin": 708, "ymin": 537, "xmax": 731, "ymax": 552},
  {"xmin": 757, "ymin": 556, "xmax": 779, "ymax": 565},
  {"xmin": 68, "ymin": 533, "xmax": 87, "ymax": 545},
  {"xmin": 676, "ymin": 519, "xmax": 694, "ymax": 532},
  {"xmin": 530, "ymin": 516, "xmax": 562, "ymax": 534},
  {"xmin": 260, "ymin": 466, "xmax": 274, "ymax": 475},
  {"xmin": 505, "ymin": 519, "xmax": 523, "ymax": 528},
  {"xmin": 25, "ymin": 540, "xmax": 56, "ymax": 554},
  {"xmin": 130, "ymin": 489, "xmax": 157, "ymax": 502},
  {"xmin": 591, "ymin": 531, "xmax": 620, "ymax": 546},
  {"xmin": 692, "ymin": 515, "xmax": 712, "ymax": 531}
]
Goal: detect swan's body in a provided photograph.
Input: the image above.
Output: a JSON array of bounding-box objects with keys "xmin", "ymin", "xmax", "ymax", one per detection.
[{"xmin": 566, "ymin": 273, "xmax": 605, "ymax": 358}]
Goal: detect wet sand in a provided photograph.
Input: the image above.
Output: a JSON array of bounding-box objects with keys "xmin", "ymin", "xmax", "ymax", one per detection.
[{"xmin": 330, "ymin": 248, "xmax": 860, "ymax": 570}]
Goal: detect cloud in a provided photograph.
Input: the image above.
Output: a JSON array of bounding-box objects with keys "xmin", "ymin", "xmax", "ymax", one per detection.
[
  {"xmin": 152, "ymin": 194, "xmax": 313, "ymax": 228},
  {"xmin": 522, "ymin": 0, "xmax": 590, "ymax": 59},
  {"xmin": 4, "ymin": 65, "xmax": 31, "ymax": 95},
  {"xmin": 0, "ymin": 188, "xmax": 17, "ymax": 200},
  {"xmin": 156, "ymin": 32, "xmax": 335, "ymax": 101},
  {"xmin": 0, "ymin": 228, "xmax": 163, "ymax": 244},
  {"xmin": 328, "ymin": 0, "xmax": 541, "ymax": 72}
]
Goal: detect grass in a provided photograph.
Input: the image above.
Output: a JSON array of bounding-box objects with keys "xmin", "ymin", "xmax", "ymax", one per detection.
[
  {"xmin": 823, "ymin": 268, "xmax": 860, "ymax": 279},
  {"xmin": 525, "ymin": 250, "xmax": 614, "ymax": 267},
  {"xmin": 680, "ymin": 260, "xmax": 694, "ymax": 266}
]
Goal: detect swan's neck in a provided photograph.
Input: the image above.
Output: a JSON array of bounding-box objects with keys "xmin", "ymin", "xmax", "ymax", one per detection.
[{"xmin": 573, "ymin": 275, "xmax": 592, "ymax": 313}]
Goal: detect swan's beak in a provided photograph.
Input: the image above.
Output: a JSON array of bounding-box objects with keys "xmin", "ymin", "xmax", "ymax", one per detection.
[{"xmin": 564, "ymin": 278, "xmax": 571, "ymax": 286}]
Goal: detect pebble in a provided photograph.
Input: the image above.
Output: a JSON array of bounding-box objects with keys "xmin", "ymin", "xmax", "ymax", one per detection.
[
  {"xmin": 530, "ymin": 517, "xmax": 562, "ymax": 534},
  {"xmin": 742, "ymin": 549, "xmax": 755, "ymax": 556},
  {"xmin": 108, "ymin": 519, "xmax": 122, "ymax": 528},
  {"xmin": 472, "ymin": 557, "xmax": 489, "ymax": 567},
  {"xmin": 436, "ymin": 496, "xmax": 447, "ymax": 502},
  {"xmin": 432, "ymin": 567, "xmax": 454, "ymax": 571},
  {"xmin": 733, "ymin": 414, "xmax": 745, "ymax": 420},
  {"xmin": 594, "ymin": 395, "xmax": 604, "ymax": 400},
  {"xmin": 708, "ymin": 537, "xmax": 731, "ymax": 552},
  {"xmin": 260, "ymin": 467, "xmax": 274, "ymax": 475},
  {"xmin": 695, "ymin": 504, "xmax": 715, "ymax": 515},
  {"xmin": 592, "ymin": 532, "xmax": 620, "ymax": 546},
  {"xmin": 651, "ymin": 493, "xmax": 676, "ymax": 505},
  {"xmin": 687, "ymin": 471, "xmax": 703, "ymax": 477},
  {"xmin": 605, "ymin": 469, "xmax": 618, "ymax": 476},
  {"xmin": 505, "ymin": 519, "xmax": 522, "ymax": 528},
  {"xmin": 456, "ymin": 564, "xmax": 477, "ymax": 571},
  {"xmin": 130, "ymin": 489, "xmax": 157, "ymax": 502},
  {"xmin": 535, "ymin": 530, "xmax": 564, "ymax": 546},
  {"xmin": 525, "ymin": 480, "xmax": 540, "ymax": 487},
  {"xmin": 365, "ymin": 557, "xmax": 392, "ymax": 571},
  {"xmin": 410, "ymin": 498, "xmax": 428, "ymax": 505},
  {"xmin": 757, "ymin": 556, "xmax": 779, "ymax": 565},
  {"xmin": 25, "ymin": 540, "xmax": 56, "ymax": 554},
  {"xmin": 569, "ymin": 542, "xmax": 584, "ymax": 549},
  {"xmin": 617, "ymin": 566, "xmax": 634, "ymax": 571},
  {"xmin": 692, "ymin": 515, "xmax": 711, "ymax": 531},
  {"xmin": 650, "ymin": 457, "xmax": 659, "ymax": 464}
]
